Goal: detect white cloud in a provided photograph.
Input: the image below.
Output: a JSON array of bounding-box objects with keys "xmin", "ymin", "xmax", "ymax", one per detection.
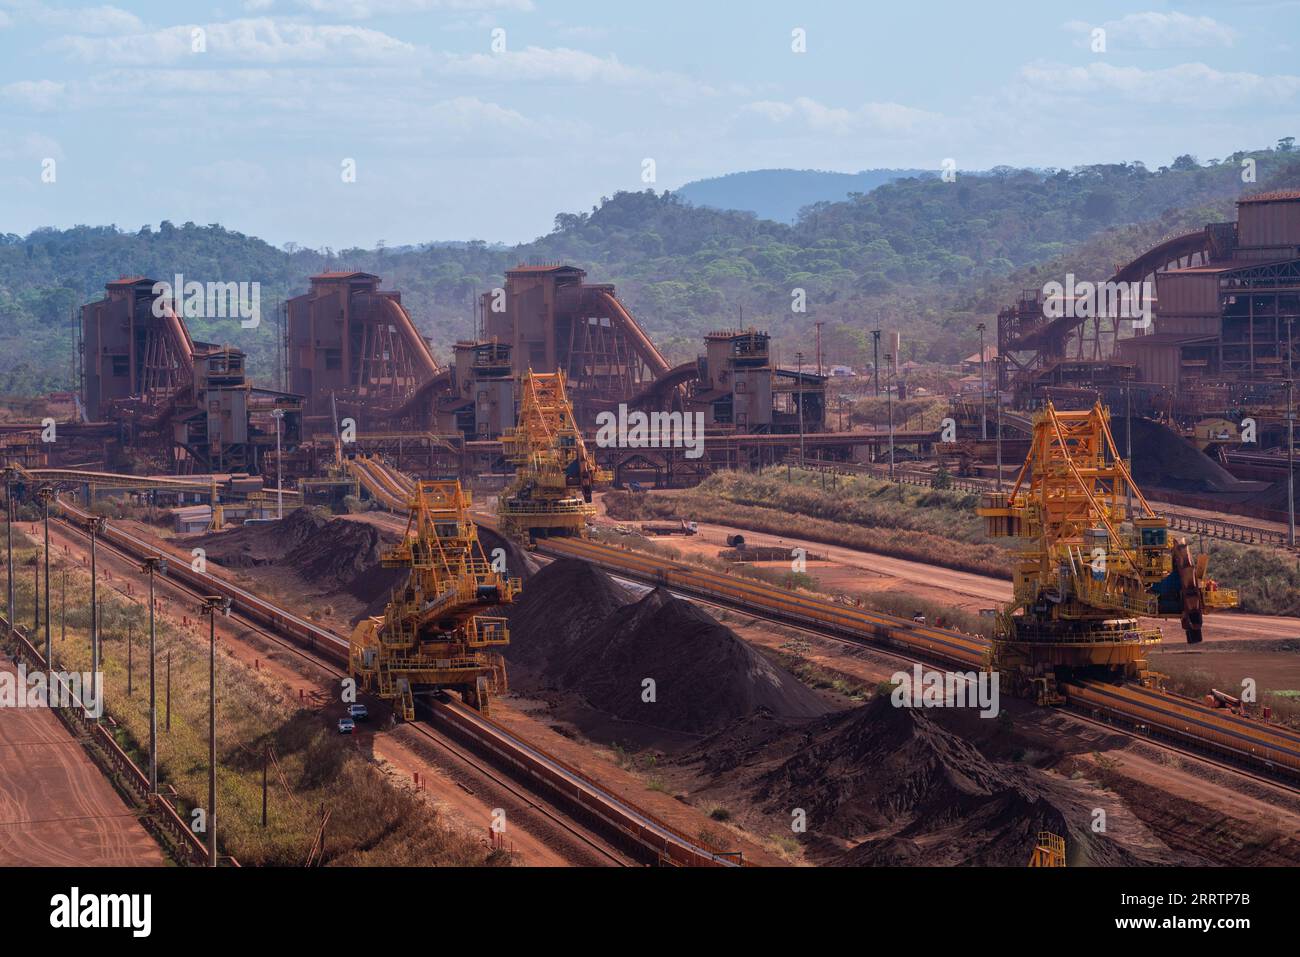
[
  {"xmin": 86, "ymin": 67, "xmax": 288, "ymax": 97},
  {"xmin": 435, "ymin": 45, "xmax": 713, "ymax": 98},
  {"xmin": 425, "ymin": 94, "xmax": 531, "ymax": 130},
  {"xmin": 61, "ymin": 63, "xmax": 547, "ymax": 148},
  {"xmin": 295, "ymin": 0, "xmax": 531, "ymax": 18},
  {"xmin": 79, "ymin": 64, "xmax": 425, "ymax": 116},
  {"xmin": 741, "ymin": 96, "xmax": 941, "ymax": 135},
  {"xmin": 0, "ymin": 10, "xmax": 12, "ymax": 28},
  {"xmin": 4, "ymin": 1, "xmax": 144, "ymax": 34},
  {"xmin": 51, "ymin": 17, "xmax": 420, "ymax": 65},
  {"xmin": 549, "ymin": 23, "xmax": 610, "ymax": 42},
  {"xmin": 1065, "ymin": 12, "xmax": 1237, "ymax": 50},
  {"xmin": 1019, "ymin": 61, "xmax": 1300, "ymax": 109},
  {"xmin": 743, "ymin": 100, "xmax": 794, "ymax": 123},
  {"xmin": 0, "ymin": 78, "xmax": 65, "ymax": 110},
  {"xmin": 0, "ymin": 130, "xmax": 65, "ymax": 161}
]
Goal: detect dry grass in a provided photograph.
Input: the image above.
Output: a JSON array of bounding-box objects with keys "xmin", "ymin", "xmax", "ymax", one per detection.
[
  {"xmin": 1157, "ymin": 660, "xmax": 1300, "ymax": 729},
  {"xmin": 849, "ymin": 395, "xmax": 948, "ymax": 431},
  {"xmin": 605, "ymin": 469, "xmax": 1009, "ymax": 578},
  {"xmin": 1, "ymin": 534, "xmax": 491, "ymax": 867},
  {"xmin": 1203, "ymin": 540, "xmax": 1300, "ymax": 617}
]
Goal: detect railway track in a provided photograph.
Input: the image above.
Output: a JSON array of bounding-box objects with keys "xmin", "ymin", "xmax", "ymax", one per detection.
[
  {"xmin": 46, "ymin": 470, "xmax": 1300, "ymax": 854},
  {"xmin": 530, "ymin": 533, "xmax": 1300, "ymax": 786},
  {"xmin": 352, "ymin": 503, "xmax": 1300, "ymax": 792},
  {"xmin": 48, "ymin": 499, "xmax": 738, "ymax": 868}
]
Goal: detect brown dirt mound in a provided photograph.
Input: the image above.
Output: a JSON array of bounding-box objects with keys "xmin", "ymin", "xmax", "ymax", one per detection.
[
  {"xmin": 192, "ymin": 508, "xmax": 326, "ymax": 568},
  {"xmin": 510, "ymin": 558, "xmax": 833, "ymax": 734},
  {"xmin": 1112, "ymin": 416, "xmax": 1264, "ymax": 494},
  {"xmin": 698, "ymin": 695, "xmax": 1183, "ymax": 866},
  {"xmin": 347, "ymin": 562, "xmax": 409, "ymax": 621},
  {"xmin": 288, "ymin": 522, "xmax": 386, "ymax": 590},
  {"xmin": 190, "ymin": 508, "xmax": 406, "ymax": 624},
  {"xmin": 505, "ymin": 558, "xmax": 632, "ymax": 673},
  {"xmin": 477, "ymin": 527, "xmax": 541, "ymax": 585},
  {"xmin": 194, "ymin": 507, "xmax": 390, "ymax": 591}
]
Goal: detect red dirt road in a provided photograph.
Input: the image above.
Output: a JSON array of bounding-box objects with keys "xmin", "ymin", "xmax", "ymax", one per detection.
[
  {"xmin": 668, "ymin": 520, "xmax": 1300, "ymax": 643},
  {"xmin": 0, "ymin": 653, "xmax": 164, "ymax": 867}
]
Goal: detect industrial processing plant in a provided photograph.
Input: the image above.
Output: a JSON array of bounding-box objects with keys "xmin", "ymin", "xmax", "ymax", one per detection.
[{"xmin": 0, "ymin": 0, "xmax": 1291, "ymax": 943}]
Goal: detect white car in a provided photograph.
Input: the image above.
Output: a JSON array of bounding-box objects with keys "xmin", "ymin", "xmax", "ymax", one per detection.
[{"xmin": 337, "ymin": 717, "xmax": 355, "ymax": 734}]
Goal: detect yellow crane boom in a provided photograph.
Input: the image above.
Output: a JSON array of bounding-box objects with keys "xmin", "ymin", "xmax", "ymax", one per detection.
[
  {"xmin": 1028, "ymin": 831, "xmax": 1066, "ymax": 867},
  {"xmin": 977, "ymin": 401, "xmax": 1237, "ymax": 704},
  {"xmin": 498, "ymin": 369, "xmax": 610, "ymax": 543},
  {"xmin": 350, "ymin": 480, "xmax": 520, "ymax": 718}
]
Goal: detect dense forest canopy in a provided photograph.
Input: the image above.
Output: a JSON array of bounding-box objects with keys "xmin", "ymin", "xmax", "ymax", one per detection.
[
  {"xmin": 672, "ymin": 168, "xmax": 934, "ymax": 223},
  {"xmin": 1, "ymin": 144, "xmax": 1296, "ymax": 396}
]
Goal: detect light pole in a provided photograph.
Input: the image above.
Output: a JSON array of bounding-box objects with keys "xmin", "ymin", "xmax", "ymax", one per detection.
[
  {"xmin": 1125, "ymin": 383, "xmax": 1134, "ymax": 519},
  {"xmin": 795, "ymin": 352, "xmax": 805, "ymax": 470},
  {"xmin": 977, "ymin": 322, "xmax": 988, "ymax": 441},
  {"xmin": 995, "ymin": 355, "xmax": 1004, "ymax": 492},
  {"xmin": 885, "ymin": 353, "xmax": 896, "ymax": 481},
  {"xmin": 37, "ymin": 485, "xmax": 51, "ymax": 666},
  {"xmin": 271, "ymin": 409, "xmax": 285, "ymax": 520},
  {"xmin": 4, "ymin": 467, "xmax": 13, "ymax": 637},
  {"xmin": 1289, "ymin": 380, "xmax": 1296, "ymax": 549},
  {"xmin": 871, "ymin": 329, "xmax": 881, "ymax": 397},
  {"xmin": 84, "ymin": 515, "xmax": 105, "ymax": 720},
  {"xmin": 1288, "ymin": 317, "xmax": 1296, "ymax": 548},
  {"xmin": 200, "ymin": 594, "xmax": 231, "ymax": 867},
  {"xmin": 142, "ymin": 555, "xmax": 168, "ymax": 794}
]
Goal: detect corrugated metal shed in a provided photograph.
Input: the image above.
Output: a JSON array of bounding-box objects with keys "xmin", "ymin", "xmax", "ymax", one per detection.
[{"xmin": 1238, "ymin": 193, "xmax": 1300, "ymax": 249}]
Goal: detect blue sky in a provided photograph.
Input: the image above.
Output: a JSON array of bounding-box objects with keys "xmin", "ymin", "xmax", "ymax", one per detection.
[{"xmin": 0, "ymin": 0, "xmax": 1296, "ymax": 248}]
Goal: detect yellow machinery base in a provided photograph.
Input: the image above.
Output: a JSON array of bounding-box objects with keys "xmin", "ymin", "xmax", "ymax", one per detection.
[
  {"xmin": 356, "ymin": 658, "xmax": 506, "ymax": 720},
  {"xmin": 991, "ymin": 617, "xmax": 1162, "ymax": 706},
  {"xmin": 499, "ymin": 507, "xmax": 592, "ymax": 543}
]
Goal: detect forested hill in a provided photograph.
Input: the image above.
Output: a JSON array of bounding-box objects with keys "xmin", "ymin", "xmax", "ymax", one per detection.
[
  {"xmin": 672, "ymin": 167, "xmax": 933, "ymax": 222},
  {"xmin": 1, "ymin": 145, "xmax": 1296, "ymax": 395}
]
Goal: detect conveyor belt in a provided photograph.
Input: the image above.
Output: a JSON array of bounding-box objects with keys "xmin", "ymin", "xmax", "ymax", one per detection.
[
  {"xmin": 532, "ymin": 534, "xmax": 1300, "ymax": 781},
  {"xmin": 51, "ymin": 496, "xmax": 737, "ymax": 867}
]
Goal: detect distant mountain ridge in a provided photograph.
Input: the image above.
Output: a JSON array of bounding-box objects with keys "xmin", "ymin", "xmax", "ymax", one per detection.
[
  {"xmin": 674, "ymin": 168, "xmax": 936, "ymax": 222},
  {"xmin": 2, "ymin": 148, "xmax": 1296, "ymax": 396}
]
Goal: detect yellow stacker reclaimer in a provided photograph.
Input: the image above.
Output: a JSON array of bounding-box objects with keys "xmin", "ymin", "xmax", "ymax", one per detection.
[
  {"xmin": 977, "ymin": 402, "xmax": 1237, "ymax": 705},
  {"xmin": 350, "ymin": 480, "xmax": 520, "ymax": 719},
  {"xmin": 498, "ymin": 369, "xmax": 610, "ymax": 544},
  {"xmin": 1028, "ymin": 831, "xmax": 1066, "ymax": 867}
]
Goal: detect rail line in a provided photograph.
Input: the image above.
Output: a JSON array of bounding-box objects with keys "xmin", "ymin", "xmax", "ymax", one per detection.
[
  {"xmin": 531, "ymin": 534, "xmax": 1300, "ymax": 784},
  {"xmin": 46, "ymin": 511, "xmax": 631, "ymax": 866},
  {"xmin": 47, "ymin": 498, "xmax": 737, "ymax": 867}
]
